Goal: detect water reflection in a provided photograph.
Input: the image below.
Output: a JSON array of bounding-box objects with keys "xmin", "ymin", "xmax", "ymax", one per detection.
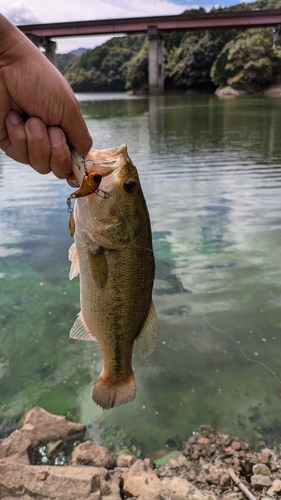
[{"xmin": 1, "ymin": 95, "xmax": 281, "ymax": 453}]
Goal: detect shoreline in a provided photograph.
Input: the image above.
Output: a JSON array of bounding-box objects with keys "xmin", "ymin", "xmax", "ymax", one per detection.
[
  {"xmin": 1, "ymin": 406, "xmax": 281, "ymax": 499},
  {"xmin": 74, "ymin": 83, "xmax": 281, "ymax": 98}
]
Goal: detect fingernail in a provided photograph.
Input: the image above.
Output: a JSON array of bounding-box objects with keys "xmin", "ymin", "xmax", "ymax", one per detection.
[
  {"xmin": 8, "ymin": 112, "xmax": 21, "ymax": 125},
  {"xmin": 49, "ymin": 128, "xmax": 63, "ymax": 148},
  {"xmin": 28, "ymin": 119, "xmax": 45, "ymax": 139}
]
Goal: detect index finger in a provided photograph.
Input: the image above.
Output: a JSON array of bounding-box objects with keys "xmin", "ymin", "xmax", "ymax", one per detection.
[
  {"xmin": 60, "ymin": 95, "xmax": 92, "ymax": 158},
  {"xmin": 48, "ymin": 126, "xmax": 72, "ymax": 179}
]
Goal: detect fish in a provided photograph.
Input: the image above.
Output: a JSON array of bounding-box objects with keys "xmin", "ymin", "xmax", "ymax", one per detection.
[{"xmin": 68, "ymin": 144, "xmax": 157, "ymax": 409}]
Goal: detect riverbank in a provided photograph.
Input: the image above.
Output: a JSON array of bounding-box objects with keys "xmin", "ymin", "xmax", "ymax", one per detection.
[
  {"xmin": 1, "ymin": 406, "xmax": 281, "ymax": 499},
  {"xmin": 128, "ymin": 83, "xmax": 281, "ymax": 97},
  {"xmin": 215, "ymin": 84, "xmax": 281, "ymax": 97}
]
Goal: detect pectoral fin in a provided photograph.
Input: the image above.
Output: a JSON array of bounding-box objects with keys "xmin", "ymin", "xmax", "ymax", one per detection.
[
  {"xmin": 136, "ymin": 301, "xmax": 158, "ymax": 358},
  {"xmin": 70, "ymin": 311, "xmax": 96, "ymax": 341},
  {"xmin": 68, "ymin": 243, "xmax": 80, "ymax": 279}
]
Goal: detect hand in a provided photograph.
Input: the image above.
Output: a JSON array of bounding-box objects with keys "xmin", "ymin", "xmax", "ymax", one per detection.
[{"xmin": 0, "ymin": 14, "xmax": 92, "ymax": 181}]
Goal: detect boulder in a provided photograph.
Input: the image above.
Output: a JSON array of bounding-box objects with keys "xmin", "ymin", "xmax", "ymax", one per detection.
[
  {"xmin": 71, "ymin": 440, "xmax": 116, "ymax": 469},
  {"xmin": 0, "ymin": 430, "xmax": 34, "ymax": 464},
  {"xmin": 123, "ymin": 458, "xmax": 161, "ymax": 497},
  {"xmin": 160, "ymin": 477, "xmax": 217, "ymax": 500},
  {"xmin": 0, "ymin": 459, "xmax": 121, "ymax": 499},
  {"xmin": 21, "ymin": 406, "xmax": 86, "ymax": 446},
  {"xmin": 116, "ymin": 453, "xmax": 136, "ymax": 468},
  {"xmin": 251, "ymin": 474, "xmax": 272, "ymax": 488},
  {"xmin": 262, "ymin": 84, "xmax": 281, "ymax": 97},
  {"xmin": 267, "ymin": 478, "xmax": 281, "ymax": 496},
  {"xmin": 215, "ymin": 86, "xmax": 248, "ymax": 97},
  {"xmin": 252, "ymin": 463, "xmax": 271, "ymax": 477}
]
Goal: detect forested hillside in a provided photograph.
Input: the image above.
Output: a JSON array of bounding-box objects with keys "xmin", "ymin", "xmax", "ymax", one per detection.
[{"xmin": 61, "ymin": 0, "xmax": 281, "ymax": 93}]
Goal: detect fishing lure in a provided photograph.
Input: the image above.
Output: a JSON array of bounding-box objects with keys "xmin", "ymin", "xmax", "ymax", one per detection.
[{"xmin": 67, "ymin": 171, "xmax": 102, "ymax": 237}]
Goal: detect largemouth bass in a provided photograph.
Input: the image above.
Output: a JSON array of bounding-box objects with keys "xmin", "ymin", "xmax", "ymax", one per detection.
[{"xmin": 68, "ymin": 145, "xmax": 157, "ymax": 409}]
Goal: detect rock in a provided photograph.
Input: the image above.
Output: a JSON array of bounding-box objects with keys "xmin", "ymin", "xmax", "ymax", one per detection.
[
  {"xmin": 137, "ymin": 492, "xmax": 161, "ymax": 500},
  {"xmin": 46, "ymin": 440, "xmax": 63, "ymax": 459},
  {"xmin": 116, "ymin": 453, "xmax": 136, "ymax": 468},
  {"xmin": 71, "ymin": 440, "xmax": 116, "ymax": 469},
  {"xmin": 99, "ymin": 471, "xmax": 121, "ymax": 498},
  {"xmin": 123, "ymin": 458, "xmax": 161, "ymax": 497},
  {"xmin": 251, "ymin": 474, "xmax": 272, "ymax": 488},
  {"xmin": 220, "ymin": 473, "xmax": 231, "ymax": 487},
  {"xmin": 262, "ymin": 84, "xmax": 281, "ymax": 97},
  {"xmin": 0, "ymin": 459, "xmax": 121, "ymax": 499},
  {"xmin": 267, "ymin": 478, "xmax": 281, "ymax": 496},
  {"xmin": 252, "ymin": 463, "xmax": 271, "ymax": 476},
  {"xmin": 258, "ymin": 450, "xmax": 271, "ymax": 464},
  {"xmin": 164, "ymin": 452, "xmax": 189, "ymax": 469},
  {"xmin": 21, "ymin": 406, "xmax": 86, "ymax": 446},
  {"xmin": 161, "ymin": 476, "xmax": 217, "ymax": 500},
  {"xmin": 0, "ymin": 430, "xmax": 34, "ymax": 464},
  {"xmin": 231, "ymin": 440, "xmax": 241, "ymax": 451},
  {"xmin": 215, "ymin": 86, "xmax": 248, "ymax": 97}
]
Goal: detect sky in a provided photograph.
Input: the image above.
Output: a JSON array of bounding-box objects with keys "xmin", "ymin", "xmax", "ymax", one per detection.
[{"xmin": 2, "ymin": 0, "xmax": 245, "ymax": 53}]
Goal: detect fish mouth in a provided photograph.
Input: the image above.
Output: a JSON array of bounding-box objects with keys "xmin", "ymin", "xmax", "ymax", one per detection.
[
  {"xmin": 71, "ymin": 145, "xmax": 128, "ymax": 188},
  {"xmin": 85, "ymin": 144, "xmax": 128, "ymax": 177}
]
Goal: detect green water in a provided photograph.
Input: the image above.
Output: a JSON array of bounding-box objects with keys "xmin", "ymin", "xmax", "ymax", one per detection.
[{"xmin": 1, "ymin": 94, "xmax": 281, "ymax": 453}]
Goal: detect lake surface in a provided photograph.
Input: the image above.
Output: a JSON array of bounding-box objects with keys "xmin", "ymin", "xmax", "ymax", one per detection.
[{"xmin": 1, "ymin": 94, "xmax": 281, "ymax": 454}]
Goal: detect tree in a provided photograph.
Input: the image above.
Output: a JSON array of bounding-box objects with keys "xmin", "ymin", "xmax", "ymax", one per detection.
[
  {"xmin": 64, "ymin": 35, "xmax": 145, "ymax": 92},
  {"xmin": 169, "ymin": 30, "xmax": 235, "ymax": 89},
  {"xmin": 126, "ymin": 41, "xmax": 149, "ymax": 91},
  {"xmin": 211, "ymin": 29, "xmax": 275, "ymax": 87}
]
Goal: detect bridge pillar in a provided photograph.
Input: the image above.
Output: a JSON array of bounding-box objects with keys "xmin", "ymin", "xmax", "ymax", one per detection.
[
  {"xmin": 26, "ymin": 34, "xmax": 57, "ymax": 67},
  {"xmin": 26, "ymin": 33, "xmax": 41, "ymax": 48},
  {"xmin": 42, "ymin": 37, "xmax": 57, "ymax": 66},
  {"xmin": 148, "ymin": 26, "xmax": 164, "ymax": 95},
  {"xmin": 273, "ymin": 24, "xmax": 281, "ymax": 48}
]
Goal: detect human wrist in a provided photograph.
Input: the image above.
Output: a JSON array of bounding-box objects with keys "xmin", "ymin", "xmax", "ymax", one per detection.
[{"xmin": 0, "ymin": 14, "xmax": 35, "ymax": 67}]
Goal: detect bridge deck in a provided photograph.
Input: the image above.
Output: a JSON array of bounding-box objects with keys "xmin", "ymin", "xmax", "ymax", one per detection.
[{"xmin": 18, "ymin": 9, "xmax": 281, "ymax": 38}]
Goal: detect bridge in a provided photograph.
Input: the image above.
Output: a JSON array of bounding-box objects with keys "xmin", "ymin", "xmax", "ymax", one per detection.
[{"xmin": 18, "ymin": 9, "xmax": 281, "ymax": 95}]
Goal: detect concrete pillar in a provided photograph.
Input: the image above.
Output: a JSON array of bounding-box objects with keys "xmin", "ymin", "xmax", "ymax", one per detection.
[
  {"xmin": 42, "ymin": 37, "xmax": 57, "ymax": 67},
  {"xmin": 148, "ymin": 26, "xmax": 164, "ymax": 96},
  {"xmin": 273, "ymin": 24, "xmax": 281, "ymax": 49},
  {"xmin": 26, "ymin": 34, "xmax": 57, "ymax": 67},
  {"xmin": 26, "ymin": 33, "xmax": 41, "ymax": 48}
]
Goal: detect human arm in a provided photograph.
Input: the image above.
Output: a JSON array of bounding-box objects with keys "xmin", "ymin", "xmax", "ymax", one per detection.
[{"xmin": 0, "ymin": 14, "xmax": 92, "ymax": 181}]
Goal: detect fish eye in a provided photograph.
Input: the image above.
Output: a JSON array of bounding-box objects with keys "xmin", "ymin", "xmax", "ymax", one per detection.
[
  {"xmin": 93, "ymin": 174, "xmax": 102, "ymax": 183},
  {"xmin": 123, "ymin": 178, "xmax": 137, "ymax": 194}
]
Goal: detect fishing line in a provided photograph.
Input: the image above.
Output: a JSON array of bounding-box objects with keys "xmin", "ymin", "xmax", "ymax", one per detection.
[{"xmin": 117, "ymin": 202, "xmax": 281, "ymax": 386}]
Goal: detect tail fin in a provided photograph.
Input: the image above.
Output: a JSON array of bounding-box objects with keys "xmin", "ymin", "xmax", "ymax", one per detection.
[{"xmin": 92, "ymin": 370, "xmax": 136, "ymax": 409}]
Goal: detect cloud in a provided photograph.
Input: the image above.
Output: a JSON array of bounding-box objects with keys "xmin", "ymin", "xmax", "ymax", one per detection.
[
  {"xmin": 4, "ymin": 2, "xmax": 42, "ymax": 24},
  {"xmin": 3, "ymin": 0, "xmax": 231, "ymax": 53}
]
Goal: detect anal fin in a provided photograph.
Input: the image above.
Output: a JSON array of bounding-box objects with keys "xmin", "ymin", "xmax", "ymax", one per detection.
[
  {"xmin": 70, "ymin": 311, "xmax": 96, "ymax": 341},
  {"xmin": 136, "ymin": 301, "xmax": 158, "ymax": 358}
]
